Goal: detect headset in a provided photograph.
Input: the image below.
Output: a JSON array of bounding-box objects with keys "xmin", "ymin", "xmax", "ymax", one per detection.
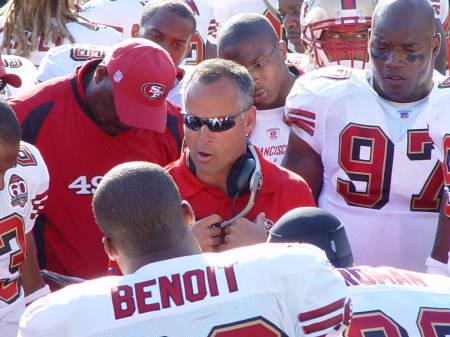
[{"xmin": 187, "ymin": 139, "xmax": 263, "ymax": 228}]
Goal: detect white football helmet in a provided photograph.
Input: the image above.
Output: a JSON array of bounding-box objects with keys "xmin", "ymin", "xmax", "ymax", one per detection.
[{"xmin": 301, "ymin": 0, "xmax": 377, "ymax": 69}]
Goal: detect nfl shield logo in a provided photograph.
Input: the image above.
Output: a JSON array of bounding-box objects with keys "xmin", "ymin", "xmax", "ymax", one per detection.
[
  {"xmin": 398, "ymin": 110, "xmax": 410, "ymax": 119},
  {"xmin": 266, "ymin": 128, "xmax": 280, "ymax": 140},
  {"xmin": 113, "ymin": 70, "xmax": 123, "ymax": 83}
]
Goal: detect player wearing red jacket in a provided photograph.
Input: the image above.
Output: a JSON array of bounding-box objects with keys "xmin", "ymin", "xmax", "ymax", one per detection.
[{"xmin": 8, "ymin": 39, "xmax": 184, "ymax": 281}]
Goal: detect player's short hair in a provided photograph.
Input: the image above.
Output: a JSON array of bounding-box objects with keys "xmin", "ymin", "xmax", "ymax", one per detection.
[
  {"xmin": 93, "ymin": 162, "xmax": 187, "ymax": 258},
  {"xmin": 269, "ymin": 207, "xmax": 354, "ymax": 268},
  {"xmin": 182, "ymin": 58, "xmax": 254, "ymax": 112},
  {"xmin": 217, "ymin": 13, "xmax": 279, "ymax": 53},
  {"xmin": 0, "ymin": 100, "xmax": 21, "ymax": 146},
  {"xmin": 140, "ymin": 0, "xmax": 196, "ymax": 35}
]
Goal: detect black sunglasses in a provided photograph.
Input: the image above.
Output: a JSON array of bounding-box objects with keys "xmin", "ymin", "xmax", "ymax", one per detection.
[{"xmin": 182, "ymin": 108, "xmax": 249, "ymax": 132}]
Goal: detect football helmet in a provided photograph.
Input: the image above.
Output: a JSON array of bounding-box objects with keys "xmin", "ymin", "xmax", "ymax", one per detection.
[
  {"xmin": 268, "ymin": 207, "xmax": 354, "ymax": 268},
  {"xmin": 301, "ymin": 0, "xmax": 377, "ymax": 69}
]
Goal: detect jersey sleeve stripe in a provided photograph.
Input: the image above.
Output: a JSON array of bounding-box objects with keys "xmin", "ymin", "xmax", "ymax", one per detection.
[
  {"xmin": 31, "ymin": 191, "xmax": 49, "ymax": 220},
  {"xmin": 286, "ymin": 107, "xmax": 316, "ymax": 120},
  {"xmin": 298, "ymin": 297, "xmax": 346, "ymax": 321},
  {"xmin": 301, "ymin": 314, "xmax": 344, "ymax": 335},
  {"xmin": 289, "ymin": 116, "xmax": 315, "ymax": 136}
]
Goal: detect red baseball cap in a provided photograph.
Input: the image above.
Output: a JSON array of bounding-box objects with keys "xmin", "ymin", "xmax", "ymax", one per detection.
[
  {"xmin": 0, "ymin": 66, "xmax": 21, "ymax": 88},
  {"xmin": 104, "ymin": 38, "xmax": 176, "ymax": 133}
]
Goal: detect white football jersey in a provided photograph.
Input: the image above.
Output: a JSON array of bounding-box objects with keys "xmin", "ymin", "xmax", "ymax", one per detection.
[
  {"xmin": 167, "ymin": 65, "xmax": 194, "ymax": 107},
  {"xmin": 287, "ymin": 52, "xmax": 314, "ymax": 74},
  {"xmin": 19, "ymin": 243, "xmax": 349, "ymax": 337},
  {"xmin": 286, "ymin": 66, "xmax": 447, "ymax": 272},
  {"xmin": 81, "ymin": 0, "xmax": 218, "ymax": 65},
  {"xmin": 427, "ymin": 77, "xmax": 450, "ymax": 218},
  {"xmin": 250, "ymin": 106, "xmax": 290, "ymax": 164},
  {"xmin": 0, "ymin": 55, "xmax": 36, "ymax": 99},
  {"xmin": 0, "ymin": 142, "xmax": 49, "ymax": 337},
  {"xmin": 36, "ymin": 44, "xmax": 109, "ymax": 82},
  {"xmin": 339, "ymin": 266, "xmax": 450, "ymax": 337},
  {"xmin": 0, "ymin": 17, "xmax": 121, "ymax": 67}
]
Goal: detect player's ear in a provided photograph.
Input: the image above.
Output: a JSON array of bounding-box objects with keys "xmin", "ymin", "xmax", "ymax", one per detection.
[
  {"xmin": 131, "ymin": 23, "xmax": 140, "ymax": 38},
  {"xmin": 102, "ymin": 237, "xmax": 119, "ymax": 261},
  {"xmin": 278, "ymin": 40, "xmax": 287, "ymax": 61},
  {"xmin": 94, "ymin": 65, "xmax": 108, "ymax": 84},
  {"xmin": 185, "ymin": 43, "xmax": 192, "ymax": 59},
  {"xmin": 432, "ymin": 32, "xmax": 441, "ymax": 59},
  {"xmin": 181, "ymin": 200, "xmax": 195, "ymax": 226},
  {"xmin": 244, "ymin": 106, "xmax": 256, "ymax": 135}
]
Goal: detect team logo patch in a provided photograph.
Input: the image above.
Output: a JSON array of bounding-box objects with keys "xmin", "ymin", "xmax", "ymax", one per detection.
[
  {"xmin": 81, "ymin": 5, "xmax": 95, "ymax": 12},
  {"xmin": 397, "ymin": 110, "xmax": 411, "ymax": 119},
  {"xmin": 142, "ymin": 83, "xmax": 166, "ymax": 100},
  {"xmin": 9, "ymin": 174, "xmax": 28, "ymax": 207},
  {"xmin": 263, "ymin": 218, "xmax": 275, "ymax": 230},
  {"xmin": 266, "ymin": 127, "xmax": 280, "ymax": 140},
  {"xmin": 312, "ymin": 67, "xmax": 351, "ymax": 80},
  {"xmin": 113, "ymin": 70, "xmax": 123, "ymax": 83},
  {"xmin": 257, "ymin": 175, "xmax": 263, "ymax": 190}
]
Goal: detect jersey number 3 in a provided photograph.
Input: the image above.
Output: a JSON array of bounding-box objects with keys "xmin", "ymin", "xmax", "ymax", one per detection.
[
  {"xmin": 0, "ymin": 213, "xmax": 26, "ymax": 304},
  {"xmin": 338, "ymin": 124, "xmax": 443, "ymax": 211}
]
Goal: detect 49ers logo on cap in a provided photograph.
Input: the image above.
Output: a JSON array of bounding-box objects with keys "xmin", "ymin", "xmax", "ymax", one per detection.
[{"xmin": 142, "ymin": 83, "xmax": 166, "ymax": 100}]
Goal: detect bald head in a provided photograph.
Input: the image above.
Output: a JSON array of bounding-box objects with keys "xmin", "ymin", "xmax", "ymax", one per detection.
[
  {"xmin": 369, "ymin": 0, "xmax": 439, "ymax": 103},
  {"xmin": 373, "ymin": 0, "xmax": 435, "ymax": 35}
]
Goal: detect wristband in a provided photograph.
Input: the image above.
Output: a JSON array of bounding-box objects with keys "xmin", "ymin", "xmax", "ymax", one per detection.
[{"xmin": 25, "ymin": 284, "xmax": 50, "ymax": 304}]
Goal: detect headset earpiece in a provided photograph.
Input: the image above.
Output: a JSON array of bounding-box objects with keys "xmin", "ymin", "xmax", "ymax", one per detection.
[{"xmin": 226, "ymin": 153, "xmax": 255, "ymax": 199}]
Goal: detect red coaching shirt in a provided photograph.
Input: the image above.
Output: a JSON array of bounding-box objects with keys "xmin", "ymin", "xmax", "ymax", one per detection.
[{"xmin": 166, "ymin": 147, "xmax": 316, "ymax": 228}]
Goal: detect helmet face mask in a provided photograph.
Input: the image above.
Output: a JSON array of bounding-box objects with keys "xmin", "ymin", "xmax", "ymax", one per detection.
[{"xmin": 301, "ymin": 0, "xmax": 377, "ymax": 69}]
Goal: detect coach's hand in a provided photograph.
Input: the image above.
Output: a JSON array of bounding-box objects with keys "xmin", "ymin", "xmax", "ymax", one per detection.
[
  {"xmin": 218, "ymin": 212, "xmax": 267, "ymax": 252},
  {"xmin": 190, "ymin": 214, "xmax": 222, "ymax": 253}
]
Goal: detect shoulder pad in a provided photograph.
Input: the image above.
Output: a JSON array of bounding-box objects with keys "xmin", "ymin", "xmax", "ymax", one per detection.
[
  {"xmin": 438, "ymin": 76, "xmax": 450, "ymax": 89},
  {"xmin": 311, "ymin": 66, "xmax": 352, "ymax": 80}
]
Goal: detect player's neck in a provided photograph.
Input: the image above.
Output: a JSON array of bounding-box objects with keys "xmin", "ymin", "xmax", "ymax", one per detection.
[
  {"xmin": 119, "ymin": 232, "xmax": 202, "ymax": 275},
  {"xmin": 273, "ymin": 71, "xmax": 298, "ymax": 109}
]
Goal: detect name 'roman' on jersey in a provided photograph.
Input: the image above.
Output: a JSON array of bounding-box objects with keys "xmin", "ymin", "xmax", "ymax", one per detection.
[{"xmin": 341, "ymin": 265, "xmax": 450, "ymax": 337}]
